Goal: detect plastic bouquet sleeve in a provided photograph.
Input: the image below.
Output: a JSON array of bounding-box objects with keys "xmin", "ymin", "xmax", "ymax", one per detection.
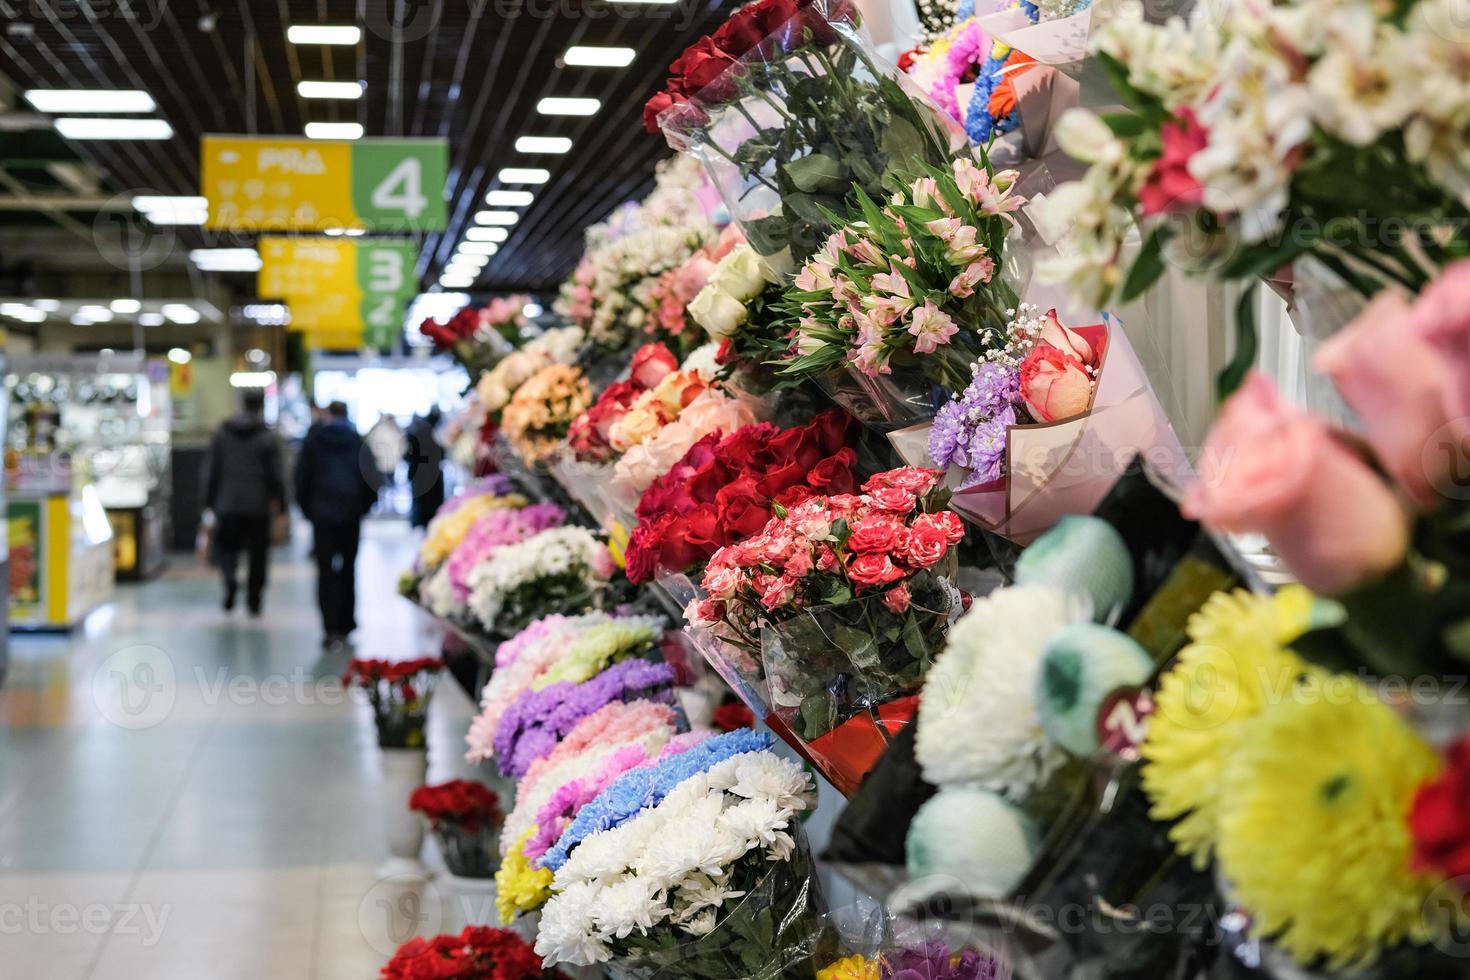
[
  {"xmin": 889, "ymin": 318, "xmax": 1190, "ymax": 545},
  {"xmin": 605, "ymin": 824, "xmax": 834, "ymax": 980}
]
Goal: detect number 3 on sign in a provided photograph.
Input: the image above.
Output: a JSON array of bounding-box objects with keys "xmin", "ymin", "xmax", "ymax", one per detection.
[
  {"xmin": 370, "ymin": 158, "xmax": 428, "ymax": 220},
  {"xmin": 367, "ymin": 248, "xmax": 405, "ymax": 293}
]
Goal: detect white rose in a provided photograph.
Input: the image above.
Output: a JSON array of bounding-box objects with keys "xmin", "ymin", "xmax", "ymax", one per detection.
[
  {"xmin": 688, "ymin": 284, "xmax": 749, "ymax": 339},
  {"xmin": 708, "ymin": 245, "xmax": 772, "ymax": 303}
]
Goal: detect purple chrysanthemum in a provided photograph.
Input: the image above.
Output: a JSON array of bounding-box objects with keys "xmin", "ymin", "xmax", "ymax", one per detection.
[{"xmin": 928, "ymin": 363, "xmax": 1021, "ymax": 488}]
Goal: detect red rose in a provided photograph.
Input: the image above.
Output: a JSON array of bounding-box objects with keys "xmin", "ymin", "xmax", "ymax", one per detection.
[
  {"xmin": 846, "ymin": 513, "xmax": 904, "ymax": 554},
  {"xmin": 717, "ymin": 476, "xmax": 775, "ymax": 540},
  {"xmin": 669, "ymin": 36, "xmax": 742, "ymax": 101},
  {"xmin": 718, "ymin": 422, "xmax": 780, "ymax": 471},
  {"xmin": 643, "ymin": 90, "xmax": 679, "ymax": 134},
  {"xmin": 847, "ymin": 552, "xmax": 905, "ymax": 588},
  {"xmin": 630, "ymin": 342, "xmax": 678, "ymax": 388},
  {"xmin": 625, "ymin": 521, "xmax": 663, "ymax": 584},
  {"xmin": 1019, "ymin": 342, "xmax": 1095, "ymax": 423},
  {"xmin": 904, "ymin": 516, "xmax": 957, "ymax": 568},
  {"xmin": 882, "ymin": 582, "xmax": 912, "ymax": 614},
  {"xmin": 868, "ymin": 486, "xmax": 917, "ymax": 512},
  {"xmin": 757, "ymin": 456, "xmax": 808, "ymax": 499},
  {"xmin": 774, "ymin": 483, "xmax": 815, "ymax": 509},
  {"xmin": 712, "ymin": 8, "xmax": 769, "ymax": 58},
  {"xmin": 808, "ymin": 408, "xmax": 858, "ymax": 454},
  {"xmin": 1410, "ymin": 735, "xmax": 1470, "ymax": 881},
  {"xmin": 660, "ymin": 515, "xmax": 711, "ymax": 572},
  {"xmin": 712, "ymin": 701, "xmax": 756, "ymax": 732},
  {"xmin": 808, "ymin": 447, "xmax": 857, "ymax": 491}
]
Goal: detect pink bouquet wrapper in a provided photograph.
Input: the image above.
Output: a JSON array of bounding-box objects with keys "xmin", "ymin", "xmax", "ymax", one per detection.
[{"xmin": 888, "ymin": 317, "xmax": 1190, "ymax": 545}]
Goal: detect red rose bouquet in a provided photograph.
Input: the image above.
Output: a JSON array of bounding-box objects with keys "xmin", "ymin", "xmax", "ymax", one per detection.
[
  {"xmin": 420, "ymin": 303, "xmax": 518, "ymax": 379},
  {"xmin": 566, "ymin": 342, "xmax": 679, "ymax": 464},
  {"xmin": 381, "ymin": 926, "xmax": 565, "ymax": 980},
  {"xmin": 342, "ymin": 657, "xmax": 444, "ymax": 749},
  {"xmin": 690, "ymin": 466, "xmax": 965, "ymax": 794},
  {"xmin": 625, "ymin": 409, "xmax": 860, "ymax": 585},
  {"xmin": 409, "ymin": 779, "xmax": 505, "ymax": 878}
]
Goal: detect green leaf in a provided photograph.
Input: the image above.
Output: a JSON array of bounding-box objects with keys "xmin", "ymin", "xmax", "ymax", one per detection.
[
  {"xmin": 1122, "ymin": 225, "xmax": 1171, "ymax": 301},
  {"xmin": 744, "ymin": 214, "xmax": 790, "ymax": 257},
  {"xmin": 783, "ymin": 152, "xmax": 845, "ymax": 193},
  {"xmin": 799, "ymin": 692, "xmax": 837, "ymax": 740},
  {"xmin": 1099, "ymin": 111, "xmax": 1149, "ymax": 139},
  {"xmin": 1218, "ymin": 283, "xmax": 1259, "ymax": 401},
  {"xmin": 880, "ymin": 115, "xmax": 926, "ymax": 172},
  {"xmin": 1218, "ymin": 229, "xmax": 1313, "ymax": 281}
]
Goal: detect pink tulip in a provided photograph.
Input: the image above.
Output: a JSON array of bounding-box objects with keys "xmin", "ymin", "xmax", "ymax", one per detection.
[
  {"xmin": 1315, "ymin": 289, "xmax": 1457, "ymax": 508},
  {"xmin": 1182, "ymin": 372, "xmax": 1411, "ymax": 595}
]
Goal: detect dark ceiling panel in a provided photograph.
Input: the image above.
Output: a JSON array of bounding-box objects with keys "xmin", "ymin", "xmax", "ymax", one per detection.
[{"xmin": 0, "ymin": 0, "xmax": 734, "ymax": 296}]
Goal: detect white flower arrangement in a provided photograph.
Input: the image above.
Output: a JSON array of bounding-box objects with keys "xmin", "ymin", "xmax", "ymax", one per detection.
[
  {"xmin": 534, "ymin": 750, "xmax": 814, "ymax": 967},
  {"xmin": 465, "ymin": 526, "xmax": 613, "ymax": 633},
  {"xmin": 420, "ymin": 564, "xmax": 458, "ymax": 618},
  {"xmin": 522, "ymin": 325, "xmax": 586, "ymax": 365},
  {"xmin": 914, "ymin": 585, "xmax": 1088, "ymax": 800}
]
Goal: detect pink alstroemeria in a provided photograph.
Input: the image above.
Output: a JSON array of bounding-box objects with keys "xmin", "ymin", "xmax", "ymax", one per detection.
[
  {"xmin": 831, "ymin": 276, "xmax": 860, "ymax": 307},
  {"xmin": 850, "ymin": 341, "xmax": 893, "ymax": 376},
  {"xmin": 908, "ymin": 300, "xmax": 960, "ymax": 354},
  {"xmin": 1138, "ymin": 108, "xmax": 1208, "ymax": 216},
  {"xmin": 870, "ymin": 263, "xmax": 913, "ymax": 299},
  {"xmin": 795, "ymin": 260, "xmax": 835, "ymax": 292},
  {"xmin": 846, "ymin": 236, "xmax": 887, "ymax": 267},
  {"xmin": 910, "ymin": 176, "xmax": 940, "ymax": 209},
  {"xmin": 949, "ymin": 257, "xmax": 996, "ymax": 298},
  {"xmin": 952, "ymin": 157, "xmax": 990, "ymax": 203},
  {"xmin": 926, "ymin": 216, "xmax": 963, "ymax": 243}
]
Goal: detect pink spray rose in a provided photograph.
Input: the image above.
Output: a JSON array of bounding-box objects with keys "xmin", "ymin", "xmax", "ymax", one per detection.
[
  {"xmin": 1182, "ymin": 372, "xmax": 1411, "ymax": 595},
  {"xmin": 1314, "ymin": 289, "xmax": 1458, "ymax": 508},
  {"xmin": 1019, "ymin": 343, "xmax": 1095, "ymax": 422}
]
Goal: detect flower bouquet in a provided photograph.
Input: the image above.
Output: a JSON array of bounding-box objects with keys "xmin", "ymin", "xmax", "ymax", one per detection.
[
  {"xmin": 887, "ymin": 303, "xmax": 1186, "ymax": 544},
  {"xmin": 686, "ymin": 242, "xmax": 790, "ymax": 376},
  {"xmin": 648, "ymin": 0, "xmax": 965, "ymax": 271},
  {"xmin": 481, "ymin": 294, "xmax": 533, "ymax": 347},
  {"xmin": 500, "ymin": 364, "xmax": 593, "ymax": 467},
  {"xmin": 381, "ymin": 926, "xmax": 566, "ymax": 980},
  {"xmin": 416, "ymin": 490, "xmax": 529, "ymax": 573},
  {"xmin": 625, "ymin": 410, "xmax": 860, "ymax": 586},
  {"xmin": 776, "ymin": 157, "xmax": 1029, "ymax": 431},
  {"xmin": 409, "ymin": 779, "xmax": 506, "ymax": 879},
  {"xmin": 567, "ymin": 344, "xmax": 680, "ymax": 465},
  {"xmin": 690, "ymin": 467, "xmax": 966, "ymax": 795},
  {"xmin": 465, "ymin": 526, "xmax": 615, "ymax": 637},
  {"xmin": 476, "ymin": 326, "xmax": 586, "ymax": 423},
  {"xmin": 642, "ymin": 226, "xmax": 747, "ymax": 359},
  {"xmin": 420, "ymin": 502, "xmax": 567, "ymax": 622},
  {"xmin": 420, "ymin": 304, "xmax": 516, "ymax": 378},
  {"xmin": 343, "ymin": 657, "xmax": 444, "ymax": 749},
  {"xmin": 534, "ymin": 733, "xmax": 830, "ymax": 980}
]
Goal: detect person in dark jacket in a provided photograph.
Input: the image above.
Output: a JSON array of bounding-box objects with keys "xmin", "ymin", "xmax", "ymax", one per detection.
[
  {"xmin": 403, "ymin": 406, "xmax": 446, "ymax": 530},
  {"xmin": 294, "ymin": 401, "xmax": 381, "ymax": 647},
  {"xmin": 202, "ymin": 388, "xmax": 285, "ymax": 615}
]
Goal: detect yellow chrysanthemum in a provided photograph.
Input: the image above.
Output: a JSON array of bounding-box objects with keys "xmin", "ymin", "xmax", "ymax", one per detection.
[
  {"xmin": 1216, "ymin": 684, "xmax": 1442, "ymax": 969},
  {"xmin": 495, "ymin": 828, "xmax": 553, "ymax": 924},
  {"xmin": 816, "ymin": 955, "xmax": 879, "ymax": 980},
  {"xmin": 1140, "ymin": 587, "xmax": 1314, "ymax": 867},
  {"xmin": 419, "ymin": 493, "xmax": 527, "ymax": 568}
]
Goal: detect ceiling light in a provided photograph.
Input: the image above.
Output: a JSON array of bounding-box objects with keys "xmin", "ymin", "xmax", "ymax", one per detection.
[
  {"xmin": 475, "ymin": 210, "xmax": 520, "ymax": 226},
  {"xmin": 523, "ymin": 302, "xmax": 544, "ymax": 317},
  {"xmin": 564, "ymin": 45, "xmax": 636, "ymax": 67},
  {"xmin": 323, "ymin": 227, "xmax": 365, "ymax": 236},
  {"xmin": 287, "ymin": 25, "xmax": 361, "ymax": 44},
  {"xmin": 133, "ymin": 194, "xmax": 208, "ymax": 225},
  {"xmin": 298, "ymin": 80, "xmax": 365, "ymax": 100},
  {"xmin": 54, "ymin": 117, "xmax": 173, "ymax": 140},
  {"xmin": 33, "ymin": 299, "xmax": 60, "ymax": 312},
  {"xmin": 515, "ymin": 136, "xmax": 572, "ymax": 154},
  {"xmin": 162, "ymin": 304, "xmax": 201, "ymax": 324},
  {"xmin": 497, "ymin": 168, "xmax": 550, "ymax": 184},
  {"xmin": 537, "ymin": 97, "xmax": 601, "ymax": 116},
  {"xmin": 167, "ymin": 348, "xmax": 192, "ymax": 364},
  {"xmin": 466, "ymin": 226, "xmax": 509, "ymax": 242},
  {"xmin": 457, "ymin": 241, "xmax": 500, "ymax": 256},
  {"xmin": 449, "ymin": 253, "xmax": 491, "ymax": 267},
  {"xmin": 230, "ymin": 371, "xmax": 276, "ymax": 388},
  {"xmin": 304, "ymin": 121, "xmax": 364, "ymax": 140},
  {"xmin": 0, "ymin": 303, "xmax": 33, "ymax": 316},
  {"xmin": 189, "ymin": 248, "xmax": 262, "ymax": 272},
  {"xmin": 70, "ymin": 314, "xmax": 91, "ymax": 325},
  {"xmin": 485, "ymin": 190, "xmax": 534, "ymax": 207},
  {"xmin": 25, "ymin": 89, "xmax": 156, "ymax": 113},
  {"xmin": 139, "ymin": 313, "xmax": 165, "ymax": 327},
  {"xmin": 79, "ymin": 305, "xmax": 114, "ymax": 322},
  {"xmin": 110, "ymin": 299, "xmax": 142, "ymax": 314},
  {"xmin": 439, "ymin": 274, "xmax": 476, "ymax": 289}
]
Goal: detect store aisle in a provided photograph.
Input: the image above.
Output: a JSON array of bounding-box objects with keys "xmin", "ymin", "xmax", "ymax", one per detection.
[{"xmin": 0, "ymin": 521, "xmax": 486, "ymax": 980}]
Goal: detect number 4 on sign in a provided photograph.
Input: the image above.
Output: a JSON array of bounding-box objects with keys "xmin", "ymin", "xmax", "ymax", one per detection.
[{"xmin": 371, "ymin": 158, "xmax": 428, "ymax": 220}]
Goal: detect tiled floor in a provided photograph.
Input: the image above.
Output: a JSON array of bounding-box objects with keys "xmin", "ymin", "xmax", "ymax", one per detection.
[{"xmin": 0, "ymin": 520, "xmax": 503, "ymax": 980}]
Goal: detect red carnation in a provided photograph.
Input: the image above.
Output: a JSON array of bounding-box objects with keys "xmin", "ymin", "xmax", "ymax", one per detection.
[{"xmin": 1410, "ymin": 735, "xmax": 1470, "ymax": 883}]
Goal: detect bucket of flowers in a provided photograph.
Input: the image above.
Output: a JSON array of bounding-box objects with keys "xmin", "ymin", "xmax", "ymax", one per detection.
[
  {"xmin": 689, "ymin": 466, "xmax": 966, "ymax": 796},
  {"xmin": 500, "ymin": 364, "xmax": 593, "ymax": 469},
  {"xmin": 465, "ymin": 526, "xmax": 616, "ymax": 637},
  {"xmin": 381, "ymin": 926, "xmax": 566, "ymax": 980},
  {"xmin": 409, "ymin": 779, "xmax": 506, "ymax": 881}
]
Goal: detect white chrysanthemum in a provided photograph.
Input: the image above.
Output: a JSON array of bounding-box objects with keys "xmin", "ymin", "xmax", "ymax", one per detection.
[
  {"xmin": 465, "ymin": 526, "xmax": 609, "ymax": 629},
  {"xmin": 724, "ymin": 752, "xmax": 814, "ymax": 814},
  {"xmin": 636, "ymin": 797, "xmax": 731, "ymax": 884},
  {"xmin": 589, "ymin": 876, "xmax": 664, "ymax": 940},
  {"xmin": 419, "ymin": 564, "xmax": 458, "ymax": 618},
  {"xmin": 673, "ymin": 873, "xmax": 746, "ymax": 921},
  {"xmin": 915, "ymin": 585, "xmax": 1086, "ymax": 798},
  {"xmin": 558, "ymin": 810, "xmax": 660, "ymax": 886},
  {"xmin": 717, "ymin": 797, "xmax": 791, "ymax": 858},
  {"xmin": 535, "ymin": 880, "xmax": 611, "ymax": 966}
]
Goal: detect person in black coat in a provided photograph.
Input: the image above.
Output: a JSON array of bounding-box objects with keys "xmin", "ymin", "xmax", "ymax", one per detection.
[
  {"xmin": 294, "ymin": 401, "xmax": 381, "ymax": 647},
  {"xmin": 403, "ymin": 406, "xmax": 446, "ymax": 529},
  {"xmin": 202, "ymin": 388, "xmax": 285, "ymax": 615}
]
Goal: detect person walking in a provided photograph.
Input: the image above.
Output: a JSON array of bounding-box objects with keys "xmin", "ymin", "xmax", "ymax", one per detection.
[
  {"xmin": 364, "ymin": 412, "xmax": 405, "ymax": 512},
  {"xmin": 403, "ymin": 406, "xmax": 445, "ymax": 530},
  {"xmin": 294, "ymin": 402, "xmax": 380, "ymax": 648},
  {"xmin": 202, "ymin": 388, "xmax": 285, "ymax": 616}
]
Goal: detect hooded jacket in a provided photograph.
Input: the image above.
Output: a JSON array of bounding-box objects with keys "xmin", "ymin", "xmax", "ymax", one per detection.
[
  {"xmin": 203, "ymin": 414, "xmax": 286, "ymax": 517},
  {"xmin": 294, "ymin": 419, "xmax": 381, "ymax": 526}
]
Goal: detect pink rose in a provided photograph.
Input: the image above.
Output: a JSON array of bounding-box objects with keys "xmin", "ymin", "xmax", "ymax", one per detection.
[
  {"xmin": 867, "ymin": 486, "xmax": 917, "ymax": 513},
  {"xmin": 847, "ymin": 552, "xmax": 904, "ymax": 588},
  {"xmin": 1314, "ymin": 289, "xmax": 1458, "ymax": 508},
  {"xmin": 903, "ymin": 521, "xmax": 952, "ymax": 568},
  {"xmin": 882, "ymin": 583, "xmax": 912, "ymax": 614},
  {"xmin": 1182, "ymin": 372, "xmax": 1411, "ymax": 595},
  {"xmin": 704, "ymin": 565, "xmax": 741, "ymax": 601},
  {"xmin": 1019, "ymin": 343, "xmax": 1095, "ymax": 422},
  {"xmin": 1412, "ymin": 259, "xmax": 1470, "ymax": 442},
  {"xmin": 846, "ymin": 514, "xmax": 905, "ymax": 554},
  {"xmin": 1038, "ymin": 309, "xmax": 1096, "ymax": 366}
]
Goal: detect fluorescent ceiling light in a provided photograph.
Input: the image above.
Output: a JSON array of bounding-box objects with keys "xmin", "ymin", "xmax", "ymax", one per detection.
[
  {"xmin": 133, "ymin": 194, "xmax": 208, "ymax": 225},
  {"xmin": 298, "ymin": 80, "xmax": 365, "ymax": 100},
  {"xmin": 230, "ymin": 371, "xmax": 276, "ymax": 388},
  {"xmin": 485, "ymin": 190, "xmax": 534, "ymax": 207},
  {"xmin": 55, "ymin": 117, "xmax": 173, "ymax": 140},
  {"xmin": 33, "ymin": 299, "xmax": 61, "ymax": 312},
  {"xmin": 287, "ymin": 25, "xmax": 361, "ymax": 44},
  {"xmin": 139, "ymin": 312, "xmax": 166, "ymax": 327},
  {"xmin": 475, "ymin": 210, "xmax": 520, "ymax": 226},
  {"xmin": 537, "ymin": 97, "xmax": 601, "ymax": 116},
  {"xmin": 189, "ymin": 248, "xmax": 262, "ymax": 272},
  {"xmin": 167, "ymin": 348, "xmax": 193, "ymax": 364},
  {"xmin": 466, "ymin": 226, "xmax": 509, "ymax": 242},
  {"xmin": 564, "ymin": 45, "xmax": 636, "ymax": 67},
  {"xmin": 439, "ymin": 275, "xmax": 476, "ymax": 289},
  {"xmin": 324, "ymin": 227, "xmax": 366, "ymax": 236},
  {"xmin": 79, "ymin": 305, "xmax": 114, "ymax": 322},
  {"xmin": 162, "ymin": 304, "xmax": 201, "ymax": 324},
  {"xmin": 110, "ymin": 299, "xmax": 142, "ymax": 314},
  {"xmin": 25, "ymin": 89, "xmax": 156, "ymax": 113},
  {"xmin": 304, "ymin": 121, "xmax": 364, "ymax": 140},
  {"xmin": 458, "ymin": 241, "xmax": 500, "ymax": 256},
  {"xmin": 449, "ymin": 250, "xmax": 491, "ymax": 264},
  {"xmin": 515, "ymin": 136, "xmax": 572, "ymax": 154},
  {"xmin": 498, "ymin": 167, "xmax": 550, "ymax": 184}
]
